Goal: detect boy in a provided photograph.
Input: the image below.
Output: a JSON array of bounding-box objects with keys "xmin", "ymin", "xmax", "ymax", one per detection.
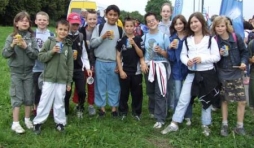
[
  {"xmin": 140, "ymin": 12, "xmax": 170, "ymax": 128},
  {"xmin": 65, "ymin": 12, "xmax": 92, "ymax": 117},
  {"xmin": 73, "ymin": 10, "xmax": 98, "ymax": 115},
  {"xmin": 116, "ymin": 17, "xmax": 144, "ymax": 121},
  {"xmin": 90, "ymin": 5, "xmax": 123, "ymax": 116},
  {"xmin": 33, "ymin": 11, "xmax": 54, "ymax": 115},
  {"xmin": 33, "ymin": 20, "xmax": 73, "ymax": 134}
]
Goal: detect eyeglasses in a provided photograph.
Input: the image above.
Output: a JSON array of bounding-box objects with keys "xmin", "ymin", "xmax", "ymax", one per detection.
[{"xmin": 147, "ymin": 19, "xmax": 157, "ymax": 24}]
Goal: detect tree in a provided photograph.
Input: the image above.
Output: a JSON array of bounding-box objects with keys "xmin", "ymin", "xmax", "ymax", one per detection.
[
  {"xmin": 145, "ymin": 0, "xmax": 172, "ymax": 20},
  {"xmin": 119, "ymin": 10, "xmax": 144, "ymax": 23},
  {"xmin": 0, "ymin": 0, "xmax": 9, "ymax": 14}
]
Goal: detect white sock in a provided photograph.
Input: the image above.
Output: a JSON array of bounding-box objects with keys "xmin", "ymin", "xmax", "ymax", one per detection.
[
  {"xmin": 12, "ymin": 121, "xmax": 20, "ymax": 126},
  {"xmin": 170, "ymin": 122, "xmax": 178, "ymax": 128},
  {"xmin": 222, "ymin": 120, "xmax": 228, "ymax": 126},
  {"xmin": 24, "ymin": 118, "xmax": 30, "ymax": 122},
  {"xmin": 237, "ymin": 122, "xmax": 243, "ymax": 128}
]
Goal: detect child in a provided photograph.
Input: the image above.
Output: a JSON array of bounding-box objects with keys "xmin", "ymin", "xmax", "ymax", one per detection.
[
  {"xmin": 159, "ymin": 2, "xmax": 174, "ymax": 111},
  {"xmin": 140, "ymin": 12, "xmax": 170, "ymax": 128},
  {"xmin": 33, "ymin": 11, "xmax": 54, "ymax": 115},
  {"xmin": 249, "ymin": 40, "xmax": 254, "ymax": 108},
  {"xmin": 33, "ymin": 19, "xmax": 73, "ymax": 134},
  {"xmin": 167, "ymin": 14, "xmax": 192, "ymax": 125},
  {"xmin": 2, "ymin": 11, "xmax": 38, "ymax": 134},
  {"xmin": 161, "ymin": 12, "xmax": 221, "ymax": 136},
  {"xmin": 116, "ymin": 17, "xmax": 144, "ymax": 121},
  {"xmin": 90, "ymin": 5, "xmax": 123, "ymax": 117},
  {"xmin": 72, "ymin": 10, "xmax": 98, "ymax": 116},
  {"xmin": 64, "ymin": 12, "xmax": 92, "ymax": 117},
  {"xmin": 211, "ymin": 16, "xmax": 249, "ymax": 136}
]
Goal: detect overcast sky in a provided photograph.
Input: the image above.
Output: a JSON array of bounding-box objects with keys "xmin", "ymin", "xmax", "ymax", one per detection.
[{"xmin": 95, "ymin": 0, "xmax": 253, "ymax": 20}]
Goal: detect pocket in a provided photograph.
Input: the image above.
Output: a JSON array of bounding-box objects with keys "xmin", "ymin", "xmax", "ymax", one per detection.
[{"xmin": 10, "ymin": 84, "xmax": 16, "ymax": 97}]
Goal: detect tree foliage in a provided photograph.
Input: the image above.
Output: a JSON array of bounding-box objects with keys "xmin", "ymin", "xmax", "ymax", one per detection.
[
  {"xmin": 145, "ymin": 0, "xmax": 172, "ymax": 20},
  {"xmin": 119, "ymin": 10, "xmax": 144, "ymax": 23}
]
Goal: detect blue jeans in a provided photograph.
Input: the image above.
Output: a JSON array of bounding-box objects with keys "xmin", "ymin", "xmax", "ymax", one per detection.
[
  {"xmin": 172, "ymin": 74, "xmax": 212, "ymax": 125},
  {"xmin": 94, "ymin": 60, "xmax": 120, "ymax": 107},
  {"xmin": 173, "ymin": 80, "xmax": 192, "ymax": 118}
]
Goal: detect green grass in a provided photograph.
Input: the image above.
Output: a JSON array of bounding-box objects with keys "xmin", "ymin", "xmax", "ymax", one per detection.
[{"xmin": 1, "ymin": 26, "xmax": 254, "ymax": 148}]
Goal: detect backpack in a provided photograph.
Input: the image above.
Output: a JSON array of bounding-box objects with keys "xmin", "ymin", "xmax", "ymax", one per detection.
[{"xmin": 98, "ymin": 23, "xmax": 123, "ymax": 38}]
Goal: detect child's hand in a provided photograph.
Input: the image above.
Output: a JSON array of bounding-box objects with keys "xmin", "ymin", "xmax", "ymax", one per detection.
[
  {"xmin": 11, "ymin": 38, "xmax": 19, "ymax": 47},
  {"xmin": 114, "ymin": 67, "xmax": 119, "ymax": 73},
  {"xmin": 102, "ymin": 31, "xmax": 112, "ymax": 39},
  {"xmin": 251, "ymin": 56, "xmax": 254, "ymax": 63},
  {"xmin": 141, "ymin": 63, "xmax": 149, "ymax": 74},
  {"xmin": 52, "ymin": 45, "xmax": 60, "ymax": 53},
  {"xmin": 187, "ymin": 59, "xmax": 195, "ymax": 67},
  {"xmin": 154, "ymin": 46, "xmax": 162, "ymax": 53},
  {"xmin": 239, "ymin": 63, "xmax": 246, "ymax": 71},
  {"xmin": 193, "ymin": 57, "xmax": 201, "ymax": 64},
  {"xmin": 86, "ymin": 69, "xmax": 92, "ymax": 77},
  {"xmin": 129, "ymin": 38, "xmax": 135, "ymax": 45},
  {"xmin": 66, "ymin": 85, "xmax": 71, "ymax": 91},
  {"xmin": 219, "ymin": 48, "xmax": 225, "ymax": 55},
  {"xmin": 19, "ymin": 39, "xmax": 28, "ymax": 49},
  {"xmin": 170, "ymin": 42, "xmax": 177, "ymax": 49},
  {"xmin": 119, "ymin": 70, "xmax": 127, "ymax": 79}
]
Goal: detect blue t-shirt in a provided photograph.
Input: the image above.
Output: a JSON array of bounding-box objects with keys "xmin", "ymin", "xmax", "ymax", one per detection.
[{"xmin": 142, "ymin": 31, "xmax": 170, "ymax": 62}]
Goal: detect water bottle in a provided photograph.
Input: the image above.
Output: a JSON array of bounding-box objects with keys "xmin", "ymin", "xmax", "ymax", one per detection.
[{"xmin": 222, "ymin": 45, "xmax": 229, "ymax": 57}]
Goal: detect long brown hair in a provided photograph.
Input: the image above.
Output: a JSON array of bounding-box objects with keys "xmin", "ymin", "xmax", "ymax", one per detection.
[
  {"xmin": 186, "ymin": 12, "xmax": 210, "ymax": 36},
  {"xmin": 12, "ymin": 11, "xmax": 34, "ymax": 37},
  {"xmin": 170, "ymin": 14, "xmax": 187, "ymax": 35}
]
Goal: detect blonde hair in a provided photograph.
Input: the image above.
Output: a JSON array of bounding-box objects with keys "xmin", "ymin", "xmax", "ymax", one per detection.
[
  {"xmin": 36, "ymin": 11, "xmax": 49, "ymax": 21},
  {"xmin": 211, "ymin": 16, "xmax": 234, "ymax": 35}
]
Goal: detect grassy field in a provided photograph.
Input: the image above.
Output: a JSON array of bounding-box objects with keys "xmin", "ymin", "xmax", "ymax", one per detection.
[{"xmin": 0, "ymin": 26, "xmax": 254, "ymax": 148}]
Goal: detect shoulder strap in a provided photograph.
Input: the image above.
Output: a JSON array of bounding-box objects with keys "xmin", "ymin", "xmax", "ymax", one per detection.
[
  {"xmin": 208, "ymin": 36, "xmax": 212, "ymax": 49},
  {"xmin": 118, "ymin": 26, "xmax": 123, "ymax": 38},
  {"xmin": 98, "ymin": 23, "xmax": 105, "ymax": 36},
  {"xmin": 232, "ymin": 32, "xmax": 237, "ymax": 42},
  {"xmin": 184, "ymin": 38, "xmax": 189, "ymax": 51}
]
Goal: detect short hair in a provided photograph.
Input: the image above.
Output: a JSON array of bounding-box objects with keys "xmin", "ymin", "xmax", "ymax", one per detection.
[
  {"xmin": 210, "ymin": 14, "xmax": 219, "ymax": 22},
  {"xmin": 211, "ymin": 16, "xmax": 234, "ymax": 35},
  {"xmin": 105, "ymin": 5, "xmax": 120, "ymax": 15},
  {"xmin": 144, "ymin": 12, "xmax": 158, "ymax": 25},
  {"xmin": 81, "ymin": 9, "xmax": 87, "ymax": 12},
  {"xmin": 36, "ymin": 11, "xmax": 49, "ymax": 20},
  {"xmin": 87, "ymin": 9, "xmax": 97, "ymax": 14},
  {"xmin": 170, "ymin": 14, "xmax": 187, "ymax": 35},
  {"xmin": 123, "ymin": 16, "xmax": 135, "ymax": 26},
  {"xmin": 186, "ymin": 12, "xmax": 210, "ymax": 36},
  {"xmin": 56, "ymin": 19, "xmax": 69, "ymax": 29}
]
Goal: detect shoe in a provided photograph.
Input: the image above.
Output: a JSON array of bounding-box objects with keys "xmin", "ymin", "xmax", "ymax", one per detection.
[
  {"xmin": 111, "ymin": 111, "xmax": 118, "ymax": 117},
  {"xmin": 153, "ymin": 122, "xmax": 164, "ymax": 129},
  {"xmin": 220, "ymin": 125, "xmax": 229, "ymax": 137},
  {"xmin": 77, "ymin": 110, "xmax": 83, "ymax": 119},
  {"xmin": 202, "ymin": 125, "xmax": 211, "ymax": 137},
  {"xmin": 149, "ymin": 114, "xmax": 154, "ymax": 119},
  {"xmin": 185, "ymin": 118, "xmax": 191, "ymax": 126},
  {"xmin": 134, "ymin": 115, "xmax": 141, "ymax": 121},
  {"xmin": 161, "ymin": 123, "xmax": 178, "ymax": 134},
  {"xmin": 121, "ymin": 115, "xmax": 126, "ymax": 121},
  {"xmin": 98, "ymin": 109, "xmax": 106, "ymax": 117},
  {"xmin": 11, "ymin": 124, "xmax": 25, "ymax": 134},
  {"xmin": 56, "ymin": 124, "xmax": 64, "ymax": 132},
  {"xmin": 25, "ymin": 120, "xmax": 34, "ymax": 129},
  {"xmin": 33, "ymin": 124, "xmax": 42, "ymax": 135},
  {"xmin": 88, "ymin": 105, "xmax": 96, "ymax": 115},
  {"xmin": 234, "ymin": 127, "xmax": 246, "ymax": 135}
]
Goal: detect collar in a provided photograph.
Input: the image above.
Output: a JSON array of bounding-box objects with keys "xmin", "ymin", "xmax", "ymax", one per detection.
[{"xmin": 68, "ymin": 30, "xmax": 80, "ymax": 35}]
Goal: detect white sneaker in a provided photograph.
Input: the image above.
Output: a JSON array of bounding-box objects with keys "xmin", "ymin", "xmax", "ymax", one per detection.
[
  {"xmin": 77, "ymin": 111, "xmax": 83, "ymax": 119},
  {"xmin": 88, "ymin": 105, "xmax": 96, "ymax": 115},
  {"xmin": 161, "ymin": 123, "xmax": 179, "ymax": 134},
  {"xmin": 149, "ymin": 114, "xmax": 155, "ymax": 119},
  {"xmin": 185, "ymin": 118, "xmax": 191, "ymax": 126},
  {"xmin": 11, "ymin": 124, "xmax": 25, "ymax": 134},
  {"xmin": 153, "ymin": 122, "xmax": 164, "ymax": 129},
  {"xmin": 25, "ymin": 120, "xmax": 34, "ymax": 129},
  {"xmin": 202, "ymin": 125, "xmax": 211, "ymax": 136}
]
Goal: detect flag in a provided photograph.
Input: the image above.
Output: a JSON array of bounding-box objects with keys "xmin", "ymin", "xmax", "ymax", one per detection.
[
  {"xmin": 220, "ymin": 0, "xmax": 244, "ymax": 39},
  {"xmin": 172, "ymin": 0, "xmax": 184, "ymax": 19},
  {"xmin": 202, "ymin": 7, "xmax": 211, "ymax": 27}
]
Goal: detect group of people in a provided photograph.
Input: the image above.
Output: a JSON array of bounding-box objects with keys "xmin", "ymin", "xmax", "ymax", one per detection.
[{"xmin": 2, "ymin": 3, "xmax": 253, "ymax": 137}]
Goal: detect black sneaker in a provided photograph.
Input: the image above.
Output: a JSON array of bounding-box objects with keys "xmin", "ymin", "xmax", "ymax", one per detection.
[
  {"xmin": 98, "ymin": 109, "xmax": 106, "ymax": 117},
  {"xmin": 111, "ymin": 111, "xmax": 118, "ymax": 117},
  {"xmin": 56, "ymin": 124, "xmax": 64, "ymax": 132},
  {"xmin": 34, "ymin": 124, "xmax": 42, "ymax": 135}
]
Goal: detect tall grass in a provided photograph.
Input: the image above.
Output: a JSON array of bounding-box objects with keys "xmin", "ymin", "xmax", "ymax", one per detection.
[{"xmin": 0, "ymin": 26, "xmax": 254, "ymax": 148}]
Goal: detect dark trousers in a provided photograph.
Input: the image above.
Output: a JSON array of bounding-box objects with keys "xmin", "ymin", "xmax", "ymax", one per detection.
[
  {"xmin": 33, "ymin": 72, "xmax": 42, "ymax": 105},
  {"xmin": 65, "ymin": 70, "xmax": 86, "ymax": 115},
  {"xmin": 118, "ymin": 74, "xmax": 143, "ymax": 116}
]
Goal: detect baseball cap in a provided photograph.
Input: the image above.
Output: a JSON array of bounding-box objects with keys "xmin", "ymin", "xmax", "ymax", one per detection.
[{"xmin": 67, "ymin": 12, "xmax": 81, "ymax": 24}]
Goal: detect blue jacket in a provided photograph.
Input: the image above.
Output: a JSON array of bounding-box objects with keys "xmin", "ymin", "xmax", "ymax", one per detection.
[
  {"xmin": 167, "ymin": 33, "xmax": 188, "ymax": 80},
  {"xmin": 216, "ymin": 33, "xmax": 249, "ymax": 69}
]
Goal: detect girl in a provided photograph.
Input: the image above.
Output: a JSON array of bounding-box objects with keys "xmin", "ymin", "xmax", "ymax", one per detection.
[
  {"xmin": 2, "ymin": 11, "xmax": 38, "ymax": 134},
  {"xmin": 158, "ymin": 2, "xmax": 172, "ymax": 36},
  {"xmin": 167, "ymin": 14, "xmax": 192, "ymax": 126},
  {"xmin": 211, "ymin": 16, "xmax": 249, "ymax": 136},
  {"xmin": 161, "ymin": 12, "xmax": 220, "ymax": 136},
  {"xmin": 116, "ymin": 17, "xmax": 144, "ymax": 121}
]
